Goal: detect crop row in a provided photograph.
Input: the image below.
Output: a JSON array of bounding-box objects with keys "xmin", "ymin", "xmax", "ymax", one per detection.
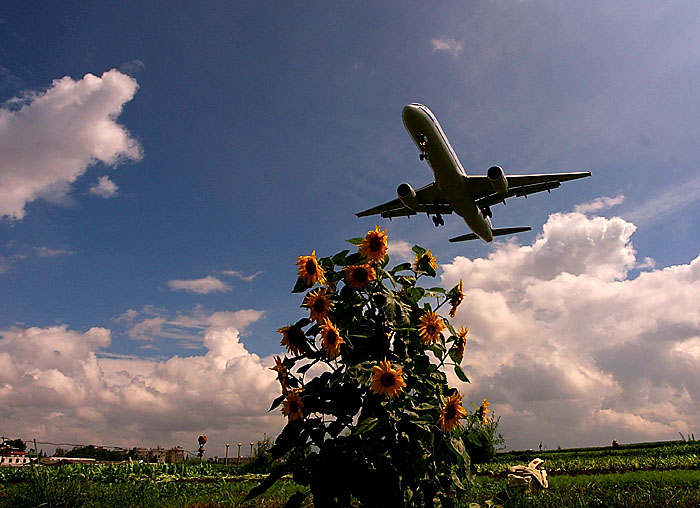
[
  {"xmin": 476, "ymin": 442, "xmax": 700, "ymax": 475},
  {"xmin": 0, "ymin": 461, "xmax": 254, "ymax": 484}
]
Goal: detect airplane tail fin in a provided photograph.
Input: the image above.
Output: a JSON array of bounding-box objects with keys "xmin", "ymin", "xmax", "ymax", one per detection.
[{"xmin": 449, "ymin": 227, "xmax": 531, "ymax": 243}]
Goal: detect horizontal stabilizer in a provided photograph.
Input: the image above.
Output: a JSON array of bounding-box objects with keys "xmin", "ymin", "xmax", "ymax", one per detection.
[{"xmin": 449, "ymin": 226, "xmax": 532, "ymax": 243}]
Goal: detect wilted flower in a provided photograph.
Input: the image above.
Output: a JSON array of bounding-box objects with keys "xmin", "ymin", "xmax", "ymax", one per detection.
[
  {"xmin": 371, "ymin": 359, "xmax": 406, "ymax": 399},
  {"xmin": 360, "ymin": 225, "xmax": 388, "ymax": 263},
  {"xmin": 320, "ymin": 320, "xmax": 344, "ymax": 359},
  {"xmin": 453, "ymin": 326, "xmax": 469, "ymax": 363},
  {"xmin": 438, "ymin": 391, "xmax": 467, "ymax": 432},
  {"xmin": 418, "ymin": 311, "xmax": 445, "ymax": 346},
  {"xmin": 303, "ymin": 287, "xmax": 334, "ymax": 322},
  {"xmin": 448, "ymin": 279, "xmax": 464, "ymax": 318},
  {"xmin": 282, "ymin": 389, "xmax": 304, "ymax": 422},
  {"xmin": 278, "ymin": 325, "xmax": 308, "ymax": 356},
  {"xmin": 344, "ymin": 263, "xmax": 376, "ymax": 289},
  {"xmin": 269, "ymin": 355, "xmax": 290, "ymax": 394},
  {"xmin": 296, "ymin": 250, "xmax": 326, "ymax": 286}
]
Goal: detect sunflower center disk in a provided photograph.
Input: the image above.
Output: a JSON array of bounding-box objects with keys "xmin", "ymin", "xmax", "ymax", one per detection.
[
  {"xmin": 305, "ymin": 261, "xmax": 316, "ymax": 275},
  {"xmin": 380, "ymin": 372, "xmax": 396, "ymax": 387}
]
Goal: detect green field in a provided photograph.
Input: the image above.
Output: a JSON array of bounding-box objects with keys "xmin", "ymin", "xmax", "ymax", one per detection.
[{"xmin": 1, "ymin": 441, "xmax": 698, "ymax": 507}]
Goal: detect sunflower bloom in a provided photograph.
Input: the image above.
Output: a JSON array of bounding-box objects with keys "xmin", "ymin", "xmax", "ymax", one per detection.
[
  {"xmin": 438, "ymin": 391, "xmax": 468, "ymax": 432},
  {"xmin": 360, "ymin": 225, "xmax": 388, "ymax": 263},
  {"xmin": 303, "ymin": 288, "xmax": 334, "ymax": 322},
  {"xmin": 278, "ymin": 325, "xmax": 308, "ymax": 356},
  {"xmin": 480, "ymin": 398, "xmax": 491, "ymax": 425},
  {"xmin": 418, "ymin": 311, "xmax": 445, "ymax": 346},
  {"xmin": 370, "ymin": 359, "xmax": 406, "ymax": 399},
  {"xmin": 344, "ymin": 264, "xmax": 376, "ymax": 289},
  {"xmin": 448, "ymin": 279, "xmax": 465, "ymax": 318},
  {"xmin": 414, "ymin": 249, "xmax": 438, "ymax": 273},
  {"xmin": 282, "ymin": 390, "xmax": 304, "ymax": 422},
  {"xmin": 269, "ymin": 355, "xmax": 290, "ymax": 394},
  {"xmin": 296, "ymin": 250, "xmax": 326, "ymax": 286},
  {"xmin": 320, "ymin": 320, "xmax": 344, "ymax": 359}
]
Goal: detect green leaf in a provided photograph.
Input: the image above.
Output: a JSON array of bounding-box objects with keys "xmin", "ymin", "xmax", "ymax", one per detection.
[
  {"xmin": 454, "ymin": 365, "xmax": 470, "ymax": 383},
  {"xmin": 332, "ymin": 249, "xmax": 350, "ymax": 266},
  {"xmin": 284, "ymin": 492, "xmax": 309, "ymax": 508},
  {"xmin": 427, "ymin": 287, "xmax": 446, "ymax": 295},
  {"xmin": 244, "ymin": 466, "xmax": 287, "ymax": 501},
  {"xmin": 391, "ymin": 262, "xmax": 413, "ymax": 274},
  {"xmin": 412, "ymin": 245, "xmax": 426, "ymax": 258},
  {"xmin": 292, "ymin": 277, "xmax": 311, "ymax": 293},
  {"xmin": 346, "ymin": 237, "xmax": 363, "ymax": 246},
  {"xmin": 353, "ymin": 417, "xmax": 379, "ymax": 435},
  {"xmin": 268, "ymin": 393, "xmax": 286, "ymax": 412}
]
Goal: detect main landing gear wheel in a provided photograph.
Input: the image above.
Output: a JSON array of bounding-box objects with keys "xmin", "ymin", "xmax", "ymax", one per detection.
[
  {"xmin": 481, "ymin": 206, "xmax": 492, "ymax": 219},
  {"xmin": 419, "ymin": 152, "xmax": 429, "ymax": 160},
  {"xmin": 432, "ymin": 215, "xmax": 445, "ymax": 227}
]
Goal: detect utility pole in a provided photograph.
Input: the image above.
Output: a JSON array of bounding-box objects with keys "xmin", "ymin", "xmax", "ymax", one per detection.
[{"xmin": 225, "ymin": 443, "xmax": 229, "ymax": 465}]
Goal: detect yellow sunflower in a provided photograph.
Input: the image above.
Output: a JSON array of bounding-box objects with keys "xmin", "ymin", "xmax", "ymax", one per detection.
[
  {"xmin": 320, "ymin": 320, "xmax": 344, "ymax": 359},
  {"xmin": 448, "ymin": 279, "xmax": 465, "ymax": 318},
  {"xmin": 278, "ymin": 325, "xmax": 308, "ymax": 356},
  {"xmin": 413, "ymin": 249, "xmax": 438, "ymax": 273},
  {"xmin": 269, "ymin": 355, "xmax": 290, "ymax": 394},
  {"xmin": 370, "ymin": 359, "xmax": 406, "ymax": 399},
  {"xmin": 296, "ymin": 250, "xmax": 326, "ymax": 286},
  {"xmin": 438, "ymin": 391, "xmax": 468, "ymax": 432},
  {"xmin": 344, "ymin": 263, "xmax": 376, "ymax": 289},
  {"xmin": 480, "ymin": 398, "xmax": 491, "ymax": 425},
  {"xmin": 360, "ymin": 225, "xmax": 388, "ymax": 263},
  {"xmin": 302, "ymin": 287, "xmax": 334, "ymax": 322},
  {"xmin": 453, "ymin": 326, "xmax": 469, "ymax": 363},
  {"xmin": 282, "ymin": 390, "xmax": 304, "ymax": 422},
  {"xmin": 418, "ymin": 311, "xmax": 445, "ymax": 346}
]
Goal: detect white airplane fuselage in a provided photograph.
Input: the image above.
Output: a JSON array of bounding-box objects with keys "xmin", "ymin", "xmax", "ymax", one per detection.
[{"xmin": 401, "ymin": 103, "xmax": 494, "ymax": 242}]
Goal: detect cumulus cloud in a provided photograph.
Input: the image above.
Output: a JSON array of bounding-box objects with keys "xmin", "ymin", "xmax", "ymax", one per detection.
[
  {"xmin": 89, "ymin": 175, "xmax": 119, "ymax": 199},
  {"xmin": 0, "ymin": 312, "xmax": 283, "ymax": 455},
  {"xmin": 441, "ymin": 210, "xmax": 700, "ymax": 448},
  {"xmin": 431, "ymin": 37, "xmax": 463, "ymax": 56},
  {"xmin": 574, "ymin": 194, "xmax": 625, "ymax": 214},
  {"xmin": 0, "ymin": 69, "xmax": 141, "ymax": 220},
  {"xmin": 167, "ymin": 276, "xmax": 231, "ymax": 294}
]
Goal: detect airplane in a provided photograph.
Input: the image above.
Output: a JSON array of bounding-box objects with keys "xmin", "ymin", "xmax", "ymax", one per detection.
[{"xmin": 356, "ymin": 103, "xmax": 591, "ymax": 242}]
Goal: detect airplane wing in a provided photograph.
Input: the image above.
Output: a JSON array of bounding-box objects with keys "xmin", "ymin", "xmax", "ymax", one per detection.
[
  {"xmin": 466, "ymin": 171, "xmax": 591, "ymax": 209},
  {"xmin": 356, "ymin": 182, "xmax": 453, "ymax": 219}
]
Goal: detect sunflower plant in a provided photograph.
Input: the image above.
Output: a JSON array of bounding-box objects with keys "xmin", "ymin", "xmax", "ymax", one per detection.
[{"xmin": 247, "ymin": 226, "xmax": 493, "ymax": 508}]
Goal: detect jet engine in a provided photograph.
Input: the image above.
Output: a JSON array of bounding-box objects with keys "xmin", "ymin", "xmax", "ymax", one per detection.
[
  {"xmin": 487, "ymin": 165, "xmax": 508, "ymax": 195},
  {"xmin": 397, "ymin": 183, "xmax": 419, "ymax": 211}
]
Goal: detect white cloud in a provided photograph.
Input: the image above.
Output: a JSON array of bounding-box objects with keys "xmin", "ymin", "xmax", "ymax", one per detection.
[
  {"xmin": 89, "ymin": 175, "xmax": 119, "ymax": 199},
  {"xmin": 222, "ymin": 269, "xmax": 263, "ymax": 282},
  {"xmin": 388, "ymin": 240, "xmax": 414, "ymax": 263},
  {"xmin": 33, "ymin": 246, "xmax": 75, "ymax": 258},
  {"xmin": 440, "ymin": 210, "xmax": 700, "ymax": 448},
  {"xmin": 0, "ymin": 69, "xmax": 141, "ymax": 220},
  {"xmin": 625, "ymin": 175, "xmax": 700, "ymax": 226},
  {"xmin": 0, "ymin": 313, "xmax": 284, "ymax": 456},
  {"xmin": 167, "ymin": 276, "xmax": 231, "ymax": 294},
  {"xmin": 431, "ymin": 37, "xmax": 463, "ymax": 56},
  {"xmin": 574, "ymin": 195, "xmax": 625, "ymax": 214}
]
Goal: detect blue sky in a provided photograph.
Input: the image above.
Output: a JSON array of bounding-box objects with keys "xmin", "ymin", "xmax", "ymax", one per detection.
[{"xmin": 2, "ymin": 1, "xmax": 700, "ymax": 455}]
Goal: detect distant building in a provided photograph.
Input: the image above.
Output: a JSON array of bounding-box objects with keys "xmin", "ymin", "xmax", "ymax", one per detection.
[
  {"xmin": 0, "ymin": 451, "xmax": 31, "ymax": 467},
  {"xmin": 166, "ymin": 447, "xmax": 184, "ymax": 463},
  {"xmin": 148, "ymin": 446, "xmax": 167, "ymax": 463}
]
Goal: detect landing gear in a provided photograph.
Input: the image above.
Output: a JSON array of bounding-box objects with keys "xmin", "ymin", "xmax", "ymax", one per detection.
[
  {"xmin": 432, "ymin": 214, "xmax": 445, "ymax": 227},
  {"xmin": 417, "ymin": 134, "xmax": 429, "ymax": 160},
  {"xmin": 480, "ymin": 206, "xmax": 492, "ymax": 219}
]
